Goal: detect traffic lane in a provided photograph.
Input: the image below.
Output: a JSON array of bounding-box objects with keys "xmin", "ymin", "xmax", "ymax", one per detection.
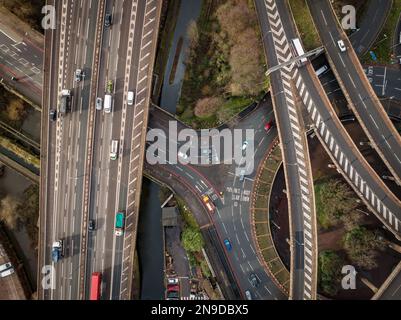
[
  {"xmin": 108, "ymin": 0, "xmax": 140, "ymax": 299},
  {"xmin": 41, "ymin": 0, "xmax": 62, "ymax": 300},
  {"xmin": 257, "ymin": 0, "xmax": 307, "ymax": 297},
  {"xmin": 218, "ymin": 157, "xmax": 284, "ymax": 298},
  {"xmin": 54, "ymin": 0, "xmax": 96, "ymax": 299},
  {"xmin": 312, "ymin": 0, "xmax": 401, "ymax": 182},
  {"xmin": 349, "ymin": 0, "xmax": 392, "ymax": 55},
  {"xmin": 380, "ymin": 276, "xmax": 401, "ymax": 300},
  {"xmin": 87, "ymin": 0, "xmax": 128, "ymax": 300}
]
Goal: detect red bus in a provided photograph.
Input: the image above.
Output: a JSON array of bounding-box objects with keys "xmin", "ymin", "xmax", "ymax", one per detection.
[{"xmin": 90, "ymin": 272, "xmax": 102, "ymax": 300}]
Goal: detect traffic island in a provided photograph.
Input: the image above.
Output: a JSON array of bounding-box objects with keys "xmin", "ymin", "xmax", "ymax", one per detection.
[{"xmin": 250, "ymin": 138, "xmax": 290, "ymax": 295}]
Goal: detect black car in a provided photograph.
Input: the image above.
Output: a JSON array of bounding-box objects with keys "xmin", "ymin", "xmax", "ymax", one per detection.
[
  {"xmin": 249, "ymin": 273, "xmax": 260, "ymax": 288},
  {"xmin": 88, "ymin": 219, "xmax": 95, "ymax": 231},
  {"xmin": 104, "ymin": 13, "xmax": 112, "ymax": 27},
  {"xmin": 49, "ymin": 109, "xmax": 57, "ymax": 121}
]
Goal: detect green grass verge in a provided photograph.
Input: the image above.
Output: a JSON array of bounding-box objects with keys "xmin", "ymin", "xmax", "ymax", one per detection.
[
  {"xmin": 288, "ymin": 0, "xmax": 321, "ymax": 51},
  {"xmin": 362, "ymin": 0, "xmax": 401, "ymax": 64}
]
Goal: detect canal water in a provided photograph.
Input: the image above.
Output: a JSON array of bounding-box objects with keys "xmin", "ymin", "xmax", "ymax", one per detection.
[
  {"xmin": 159, "ymin": 0, "xmax": 202, "ymax": 113},
  {"xmin": 137, "ymin": 0, "xmax": 202, "ymax": 299}
]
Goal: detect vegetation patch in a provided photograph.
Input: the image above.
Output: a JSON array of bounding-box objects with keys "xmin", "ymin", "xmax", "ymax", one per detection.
[
  {"xmin": 0, "ymin": 0, "xmax": 44, "ymax": 33},
  {"xmin": 318, "ymin": 250, "xmax": 344, "ymax": 296},
  {"xmin": 361, "ymin": 0, "xmax": 401, "ymax": 64},
  {"xmin": 178, "ymin": 0, "xmax": 267, "ymax": 128},
  {"xmin": 288, "ymin": 0, "xmax": 321, "ymax": 50}
]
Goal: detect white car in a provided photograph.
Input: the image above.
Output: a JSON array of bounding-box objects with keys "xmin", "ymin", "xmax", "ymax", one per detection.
[
  {"xmin": 337, "ymin": 40, "xmax": 346, "ymax": 52},
  {"xmin": 167, "ymin": 278, "xmax": 179, "ymax": 285},
  {"xmin": 242, "ymin": 141, "xmax": 248, "ymax": 151},
  {"xmin": 178, "ymin": 151, "xmax": 188, "ymax": 160}
]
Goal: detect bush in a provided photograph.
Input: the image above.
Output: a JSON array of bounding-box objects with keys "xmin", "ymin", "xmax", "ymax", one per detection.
[
  {"xmin": 181, "ymin": 226, "xmax": 204, "ymax": 253},
  {"xmin": 315, "ymin": 179, "xmax": 359, "ymax": 229},
  {"xmin": 343, "ymin": 227, "xmax": 386, "ymax": 270},
  {"xmin": 194, "ymin": 96, "xmax": 223, "ymax": 118},
  {"xmin": 318, "ymin": 250, "xmax": 344, "ymax": 296}
]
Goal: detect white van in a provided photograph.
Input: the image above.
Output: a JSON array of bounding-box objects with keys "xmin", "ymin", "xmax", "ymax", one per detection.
[
  {"xmin": 110, "ymin": 140, "xmax": 119, "ymax": 160},
  {"xmin": 127, "ymin": 91, "xmax": 134, "ymax": 106},
  {"xmin": 0, "ymin": 267, "xmax": 14, "ymax": 278},
  {"xmin": 104, "ymin": 94, "xmax": 112, "ymax": 113},
  {"xmin": 0, "ymin": 262, "xmax": 12, "ymax": 273}
]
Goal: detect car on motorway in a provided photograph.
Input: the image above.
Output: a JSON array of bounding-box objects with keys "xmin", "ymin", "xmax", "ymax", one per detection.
[
  {"xmin": 115, "ymin": 211, "xmax": 125, "ymax": 236},
  {"xmin": 0, "ymin": 262, "xmax": 12, "ymax": 273},
  {"xmin": 264, "ymin": 120, "xmax": 275, "ymax": 133},
  {"xmin": 242, "ymin": 140, "xmax": 248, "ymax": 151},
  {"xmin": 75, "ymin": 69, "xmax": 83, "ymax": 82},
  {"xmin": 239, "ymin": 168, "xmax": 246, "ymax": 182},
  {"xmin": 249, "ymin": 273, "xmax": 260, "ymax": 288},
  {"xmin": 337, "ymin": 40, "xmax": 346, "ymax": 52},
  {"xmin": 223, "ymin": 238, "xmax": 232, "ymax": 251},
  {"xmin": 52, "ymin": 240, "xmax": 64, "ymax": 263},
  {"xmin": 202, "ymin": 195, "xmax": 215, "ymax": 214},
  {"xmin": 110, "ymin": 140, "xmax": 119, "ymax": 160},
  {"xmin": 88, "ymin": 219, "xmax": 95, "ymax": 231},
  {"xmin": 166, "ymin": 291, "xmax": 180, "ymax": 300},
  {"xmin": 49, "ymin": 109, "xmax": 57, "ymax": 121},
  {"xmin": 167, "ymin": 277, "xmax": 179, "ymax": 285},
  {"xmin": 127, "ymin": 91, "xmax": 134, "ymax": 105},
  {"xmin": 167, "ymin": 284, "xmax": 180, "ymax": 292},
  {"xmin": 96, "ymin": 97, "xmax": 103, "ymax": 110},
  {"xmin": 0, "ymin": 267, "xmax": 14, "ymax": 278},
  {"xmin": 178, "ymin": 151, "xmax": 188, "ymax": 160},
  {"xmin": 245, "ymin": 290, "xmax": 252, "ymax": 300},
  {"xmin": 104, "ymin": 13, "xmax": 112, "ymax": 27}
]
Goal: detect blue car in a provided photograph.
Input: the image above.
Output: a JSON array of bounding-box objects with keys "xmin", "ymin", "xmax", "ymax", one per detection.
[{"xmin": 224, "ymin": 239, "xmax": 232, "ymax": 251}]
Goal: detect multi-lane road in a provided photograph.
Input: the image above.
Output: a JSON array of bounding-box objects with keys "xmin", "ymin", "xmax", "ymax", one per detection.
[
  {"xmin": 309, "ymin": 0, "xmax": 401, "ymax": 187},
  {"xmin": 39, "ymin": 0, "xmax": 161, "ymax": 300}
]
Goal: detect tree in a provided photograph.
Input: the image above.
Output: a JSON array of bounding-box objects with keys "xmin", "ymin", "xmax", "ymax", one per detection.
[
  {"xmin": 228, "ymin": 28, "xmax": 264, "ymax": 96},
  {"xmin": 216, "ymin": 0, "xmax": 254, "ymax": 42},
  {"xmin": 0, "ymin": 195, "xmax": 20, "ymax": 229},
  {"xmin": 315, "ymin": 179, "xmax": 359, "ymax": 229},
  {"xmin": 181, "ymin": 227, "xmax": 204, "ymax": 253},
  {"xmin": 7, "ymin": 98, "xmax": 26, "ymax": 122},
  {"xmin": 194, "ymin": 96, "xmax": 223, "ymax": 118},
  {"xmin": 318, "ymin": 250, "xmax": 344, "ymax": 296},
  {"xmin": 343, "ymin": 227, "xmax": 386, "ymax": 270},
  {"xmin": 187, "ymin": 20, "xmax": 199, "ymax": 51}
]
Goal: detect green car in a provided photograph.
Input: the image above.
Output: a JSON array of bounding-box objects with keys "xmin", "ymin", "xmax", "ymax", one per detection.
[{"xmin": 115, "ymin": 211, "xmax": 125, "ymax": 236}]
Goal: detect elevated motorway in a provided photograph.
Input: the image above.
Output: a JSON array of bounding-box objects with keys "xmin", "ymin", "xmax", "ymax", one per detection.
[
  {"xmin": 39, "ymin": 0, "xmax": 101, "ymax": 300},
  {"xmin": 308, "ymin": 0, "xmax": 401, "ymax": 187},
  {"xmin": 40, "ymin": 0, "xmax": 161, "ymax": 300},
  {"xmin": 255, "ymin": 0, "xmax": 318, "ymax": 300},
  {"xmin": 85, "ymin": 0, "xmax": 162, "ymax": 300},
  {"xmin": 271, "ymin": 0, "xmax": 401, "ymax": 238}
]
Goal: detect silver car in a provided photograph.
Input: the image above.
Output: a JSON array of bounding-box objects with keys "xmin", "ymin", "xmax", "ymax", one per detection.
[{"xmin": 96, "ymin": 97, "xmax": 103, "ymax": 110}]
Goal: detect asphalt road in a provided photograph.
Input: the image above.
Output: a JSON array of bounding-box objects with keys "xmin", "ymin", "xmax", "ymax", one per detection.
[
  {"xmin": 40, "ymin": 0, "xmax": 99, "ymax": 300},
  {"xmin": 255, "ymin": 0, "xmax": 319, "ymax": 300},
  {"xmin": 146, "ymin": 102, "xmax": 286, "ymax": 300},
  {"xmin": 349, "ymin": 0, "xmax": 393, "ymax": 56},
  {"xmin": 309, "ymin": 0, "xmax": 401, "ymax": 187},
  {"xmin": 0, "ymin": 28, "xmax": 42, "ymax": 106},
  {"xmin": 297, "ymin": 1, "xmax": 401, "ymax": 238},
  {"xmin": 85, "ymin": 0, "xmax": 161, "ymax": 300}
]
